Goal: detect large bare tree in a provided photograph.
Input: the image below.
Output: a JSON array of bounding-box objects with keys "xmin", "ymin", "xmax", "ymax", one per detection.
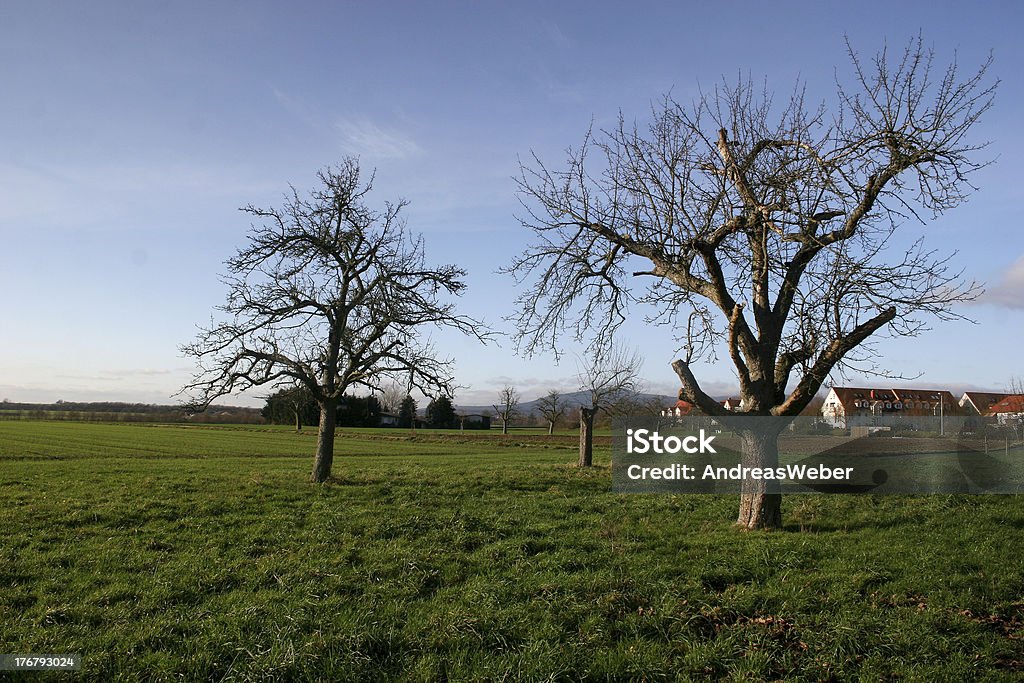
[
  {"xmin": 180, "ymin": 159, "xmax": 487, "ymax": 482},
  {"xmin": 508, "ymin": 38, "xmax": 995, "ymax": 528}
]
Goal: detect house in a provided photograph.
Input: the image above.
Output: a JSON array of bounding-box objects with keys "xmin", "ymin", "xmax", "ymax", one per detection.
[
  {"xmin": 960, "ymin": 392, "xmax": 1010, "ymax": 416},
  {"xmin": 821, "ymin": 387, "xmax": 959, "ymax": 427},
  {"xmin": 379, "ymin": 412, "xmax": 399, "ymax": 427},
  {"xmin": 721, "ymin": 397, "xmax": 743, "ymax": 411},
  {"xmin": 662, "ymin": 396, "xmax": 744, "ymax": 417},
  {"xmin": 987, "ymin": 395, "xmax": 1024, "ymax": 424},
  {"xmin": 661, "ymin": 400, "xmax": 694, "ymax": 418}
]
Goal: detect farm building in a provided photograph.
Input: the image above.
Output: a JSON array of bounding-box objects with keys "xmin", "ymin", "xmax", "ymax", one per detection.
[{"xmin": 458, "ymin": 414, "xmax": 491, "ymax": 430}]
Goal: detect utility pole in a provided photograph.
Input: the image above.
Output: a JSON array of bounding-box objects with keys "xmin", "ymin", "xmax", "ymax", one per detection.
[{"xmin": 933, "ymin": 394, "xmax": 945, "ymax": 436}]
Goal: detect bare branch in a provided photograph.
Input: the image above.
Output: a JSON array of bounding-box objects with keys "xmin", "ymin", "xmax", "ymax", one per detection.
[{"xmin": 577, "ymin": 344, "xmax": 643, "ymax": 412}]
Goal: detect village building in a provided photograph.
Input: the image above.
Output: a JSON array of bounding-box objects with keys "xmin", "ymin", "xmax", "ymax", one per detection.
[
  {"xmin": 661, "ymin": 396, "xmax": 747, "ymax": 418},
  {"xmin": 661, "ymin": 399, "xmax": 695, "ymax": 418},
  {"xmin": 959, "ymin": 392, "xmax": 1011, "ymax": 416},
  {"xmin": 721, "ymin": 397, "xmax": 743, "ymax": 411},
  {"xmin": 821, "ymin": 387, "xmax": 959, "ymax": 427},
  {"xmin": 986, "ymin": 395, "xmax": 1024, "ymax": 425},
  {"xmin": 457, "ymin": 413, "xmax": 492, "ymax": 430}
]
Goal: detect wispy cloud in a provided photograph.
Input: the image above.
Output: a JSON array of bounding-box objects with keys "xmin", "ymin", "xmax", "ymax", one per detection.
[
  {"xmin": 54, "ymin": 367, "xmax": 179, "ymax": 383},
  {"xmin": 271, "ymin": 88, "xmax": 327, "ymax": 132},
  {"xmin": 536, "ymin": 18, "xmax": 575, "ymax": 51},
  {"xmin": 0, "ymin": 160, "xmax": 279, "ymax": 230},
  {"xmin": 982, "ymin": 256, "xmax": 1024, "ymax": 309},
  {"xmin": 102, "ymin": 368, "xmax": 177, "ymax": 378},
  {"xmin": 336, "ymin": 118, "xmax": 421, "ymax": 160}
]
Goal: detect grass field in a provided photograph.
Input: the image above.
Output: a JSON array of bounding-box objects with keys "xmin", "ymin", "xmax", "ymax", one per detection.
[{"xmin": 2, "ymin": 421, "xmax": 1023, "ymax": 681}]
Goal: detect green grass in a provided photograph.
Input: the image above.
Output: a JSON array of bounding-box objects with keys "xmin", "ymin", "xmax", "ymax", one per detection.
[{"xmin": 1, "ymin": 421, "xmax": 1023, "ymax": 680}]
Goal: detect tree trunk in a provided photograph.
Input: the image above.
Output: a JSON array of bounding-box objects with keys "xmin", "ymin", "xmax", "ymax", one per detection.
[
  {"xmin": 578, "ymin": 406, "xmax": 596, "ymax": 467},
  {"xmin": 548, "ymin": 420, "xmax": 554, "ymax": 436},
  {"xmin": 736, "ymin": 427, "xmax": 782, "ymax": 530},
  {"xmin": 310, "ymin": 399, "xmax": 338, "ymax": 483},
  {"xmin": 294, "ymin": 404, "xmax": 302, "ymax": 433},
  {"xmin": 502, "ymin": 419, "xmax": 508, "ymax": 435}
]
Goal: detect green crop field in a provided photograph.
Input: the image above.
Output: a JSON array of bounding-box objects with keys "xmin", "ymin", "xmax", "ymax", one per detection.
[{"xmin": 2, "ymin": 421, "xmax": 1023, "ymax": 681}]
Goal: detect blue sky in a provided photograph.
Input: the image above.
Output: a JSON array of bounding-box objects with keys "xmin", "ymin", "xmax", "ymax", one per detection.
[{"xmin": 1, "ymin": 1, "xmax": 1021, "ymax": 407}]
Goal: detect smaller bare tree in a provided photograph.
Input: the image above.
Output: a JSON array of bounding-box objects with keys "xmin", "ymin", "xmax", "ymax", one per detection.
[
  {"xmin": 611, "ymin": 393, "xmax": 665, "ymax": 419},
  {"xmin": 493, "ymin": 385, "xmax": 520, "ymax": 435},
  {"xmin": 379, "ymin": 382, "xmax": 406, "ymax": 415},
  {"xmin": 536, "ymin": 390, "xmax": 566, "ymax": 435},
  {"xmin": 282, "ymin": 384, "xmax": 315, "ymax": 433},
  {"xmin": 577, "ymin": 346, "xmax": 642, "ymax": 467}
]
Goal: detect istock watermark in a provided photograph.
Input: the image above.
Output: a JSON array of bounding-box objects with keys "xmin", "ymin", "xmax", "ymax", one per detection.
[
  {"xmin": 626, "ymin": 428, "xmax": 717, "ymax": 454},
  {"xmin": 612, "ymin": 416, "xmax": 1024, "ymax": 494}
]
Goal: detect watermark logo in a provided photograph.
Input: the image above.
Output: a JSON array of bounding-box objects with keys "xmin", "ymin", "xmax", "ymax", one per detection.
[{"xmin": 626, "ymin": 428, "xmax": 716, "ymax": 454}]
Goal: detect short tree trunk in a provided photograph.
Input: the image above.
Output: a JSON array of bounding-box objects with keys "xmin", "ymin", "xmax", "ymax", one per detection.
[
  {"xmin": 294, "ymin": 405, "xmax": 302, "ymax": 433},
  {"xmin": 547, "ymin": 420, "xmax": 554, "ymax": 436},
  {"xmin": 311, "ymin": 399, "xmax": 338, "ymax": 483},
  {"xmin": 578, "ymin": 406, "xmax": 596, "ymax": 467},
  {"xmin": 736, "ymin": 427, "xmax": 782, "ymax": 530},
  {"xmin": 502, "ymin": 419, "xmax": 508, "ymax": 435}
]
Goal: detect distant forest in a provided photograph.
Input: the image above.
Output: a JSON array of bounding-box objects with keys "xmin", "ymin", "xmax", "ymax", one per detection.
[{"xmin": 0, "ymin": 400, "xmax": 263, "ymax": 424}]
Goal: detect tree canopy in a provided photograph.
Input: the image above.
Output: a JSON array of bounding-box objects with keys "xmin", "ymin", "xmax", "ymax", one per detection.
[
  {"xmin": 508, "ymin": 37, "xmax": 996, "ymax": 527},
  {"xmin": 426, "ymin": 395, "xmax": 457, "ymax": 429}
]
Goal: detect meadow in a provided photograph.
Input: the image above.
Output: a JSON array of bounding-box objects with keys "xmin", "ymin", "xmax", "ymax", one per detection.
[{"xmin": 1, "ymin": 421, "xmax": 1023, "ymax": 681}]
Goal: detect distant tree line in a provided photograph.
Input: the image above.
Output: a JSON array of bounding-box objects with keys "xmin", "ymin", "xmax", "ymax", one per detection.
[
  {"xmin": 0, "ymin": 400, "xmax": 263, "ymax": 423},
  {"xmin": 260, "ymin": 389, "xmax": 486, "ymax": 431},
  {"xmin": 262, "ymin": 388, "xmax": 382, "ymax": 428}
]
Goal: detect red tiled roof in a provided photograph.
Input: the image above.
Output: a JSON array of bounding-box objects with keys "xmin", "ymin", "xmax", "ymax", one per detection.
[
  {"xmin": 988, "ymin": 395, "xmax": 1024, "ymax": 415},
  {"xmin": 673, "ymin": 400, "xmax": 694, "ymax": 415},
  {"xmin": 827, "ymin": 387, "xmax": 958, "ymax": 415},
  {"xmin": 962, "ymin": 392, "xmax": 1011, "ymax": 412}
]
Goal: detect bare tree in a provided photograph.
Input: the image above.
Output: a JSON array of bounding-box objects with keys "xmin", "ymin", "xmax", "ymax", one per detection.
[
  {"xmin": 493, "ymin": 385, "xmax": 520, "ymax": 435},
  {"xmin": 508, "ymin": 37, "xmax": 994, "ymax": 528},
  {"xmin": 536, "ymin": 390, "xmax": 566, "ymax": 435},
  {"xmin": 180, "ymin": 159, "xmax": 488, "ymax": 482},
  {"xmin": 379, "ymin": 382, "xmax": 406, "ymax": 415},
  {"xmin": 576, "ymin": 346, "xmax": 642, "ymax": 467},
  {"xmin": 613, "ymin": 393, "xmax": 667, "ymax": 419},
  {"xmin": 276, "ymin": 384, "xmax": 315, "ymax": 433}
]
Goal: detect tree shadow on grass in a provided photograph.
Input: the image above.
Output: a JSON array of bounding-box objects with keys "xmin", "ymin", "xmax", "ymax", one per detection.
[{"xmin": 779, "ymin": 515, "xmax": 919, "ymax": 534}]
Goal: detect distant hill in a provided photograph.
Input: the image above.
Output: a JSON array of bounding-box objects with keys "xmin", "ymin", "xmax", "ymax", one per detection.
[{"xmin": 455, "ymin": 390, "xmax": 677, "ymax": 417}]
